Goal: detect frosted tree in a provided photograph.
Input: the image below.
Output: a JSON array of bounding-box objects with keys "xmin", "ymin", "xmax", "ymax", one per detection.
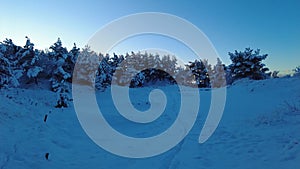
[
  {"xmin": 17, "ymin": 37, "xmax": 43, "ymax": 84},
  {"xmin": 48, "ymin": 38, "xmax": 71, "ymax": 91},
  {"xmin": 133, "ymin": 53, "xmax": 178, "ymax": 86},
  {"xmin": 73, "ymin": 45, "xmax": 100, "ymax": 85},
  {"xmin": 228, "ymin": 48, "xmax": 270, "ymax": 81},
  {"xmin": 0, "ymin": 52, "xmax": 13, "ymax": 88},
  {"xmin": 95, "ymin": 53, "xmax": 124, "ymax": 90},
  {"xmin": 0, "ymin": 39, "xmax": 23, "ymax": 88},
  {"xmin": 188, "ymin": 59, "xmax": 210, "ymax": 88},
  {"xmin": 55, "ymin": 81, "xmax": 71, "ymax": 108},
  {"xmin": 143, "ymin": 53, "xmax": 161, "ymax": 84},
  {"xmin": 131, "ymin": 71, "xmax": 146, "ymax": 87},
  {"xmin": 210, "ymin": 58, "xmax": 226, "ymax": 88},
  {"xmin": 113, "ymin": 53, "xmax": 129, "ymax": 86},
  {"xmin": 95, "ymin": 54, "xmax": 113, "ymax": 90},
  {"xmin": 159, "ymin": 55, "xmax": 177, "ymax": 83},
  {"xmin": 65, "ymin": 43, "xmax": 80, "ymax": 80},
  {"xmin": 47, "ymin": 38, "xmax": 75, "ymax": 108},
  {"xmin": 115, "ymin": 52, "xmax": 140, "ymax": 86},
  {"xmin": 174, "ymin": 65, "xmax": 194, "ymax": 86}
]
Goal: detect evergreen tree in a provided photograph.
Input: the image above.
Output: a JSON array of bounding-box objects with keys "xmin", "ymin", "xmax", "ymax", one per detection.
[
  {"xmin": 188, "ymin": 59, "xmax": 210, "ymax": 88},
  {"xmin": 17, "ymin": 37, "xmax": 43, "ymax": 84},
  {"xmin": 95, "ymin": 53, "xmax": 123, "ymax": 90},
  {"xmin": 211, "ymin": 58, "xmax": 226, "ymax": 88},
  {"xmin": 73, "ymin": 45, "xmax": 100, "ymax": 85},
  {"xmin": 49, "ymin": 38, "xmax": 71, "ymax": 91},
  {"xmin": 0, "ymin": 39, "xmax": 23, "ymax": 88},
  {"xmin": 174, "ymin": 65, "xmax": 194, "ymax": 86},
  {"xmin": 65, "ymin": 43, "xmax": 80, "ymax": 81},
  {"xmin": 116, "ymin": 52, "xmax": 140, "ymax": 86},
  {"xmin": 228, "ymin": 48, "xmax": 270, "ymax": 81},
  {"xmin": 48, "ymin": 38, "xmax": 75, "ymax": 107}
]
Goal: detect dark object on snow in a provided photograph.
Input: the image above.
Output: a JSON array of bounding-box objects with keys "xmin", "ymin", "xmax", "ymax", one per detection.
[
  {"xmin": 45, "ymin": 153, "xmax": 49, "ymax": 160},
  {"xmin": 43, "ymin": 114, "xmax": 48, "ymax": 122}
]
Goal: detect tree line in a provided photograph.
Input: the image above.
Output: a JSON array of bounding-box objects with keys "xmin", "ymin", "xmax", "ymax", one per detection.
[{"xmin": 1, "ymin": 37, "xmax": 299, "ymax": 107}]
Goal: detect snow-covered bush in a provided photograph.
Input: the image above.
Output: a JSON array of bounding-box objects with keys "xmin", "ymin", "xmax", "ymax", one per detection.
[
  {"xmin": 54, "ymin": 80, "xmax": 72, "ymax": 108},
  {"xmin": 271, "ymin": 71, "xmax": 280, "ymax": 78},
  {"xmin": 228, "ymin": 48, "xmax": 270, "ymax": 81},
  {"xmin": 293, "ymin": 66, "xmax": 300, "ymax": 77}
]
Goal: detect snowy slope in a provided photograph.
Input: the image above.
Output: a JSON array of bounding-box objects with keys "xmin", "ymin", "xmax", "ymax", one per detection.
[{"xmin": 1, "ymin": 77, "xmax": 300, "ymax": 169}]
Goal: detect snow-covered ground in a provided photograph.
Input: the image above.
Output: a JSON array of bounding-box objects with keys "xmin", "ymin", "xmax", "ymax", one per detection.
[{"xmin": 1, "ymin": 77, "xmax": 300, "ymax": 169}]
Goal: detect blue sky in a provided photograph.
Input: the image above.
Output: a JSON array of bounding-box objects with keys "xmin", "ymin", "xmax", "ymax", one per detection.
[{"xmin": 1, "ymin": 0, "xmax": 299, "ymax": 73}]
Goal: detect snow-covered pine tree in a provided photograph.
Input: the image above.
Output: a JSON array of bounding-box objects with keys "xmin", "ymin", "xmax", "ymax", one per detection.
[
  {"xmin": 17, "ymin": 37, "xmax": 43, "ymax": 85},
  {"xmin": 65, "ymin": 43, "xmax": 80, "ymax": 81},
  {"xmin": 96, "ymin": 54, "xmax": 112, "ymax": 90},
  {"xmin": 228, "ymin": 48, "xmax": 270, "ymax": 81},
  {"xmin": 0, "ymin": 51, "xmax": 13, "ymax": 88},
  {"xmin": 188, "ymin": 59, "xmax": 210, "ymax": 88},
  {"xmin": 113, "ymin": 53, "xmax": 129, "ymax": 86},
  {"xmin": 211, "ymin": 58, "xmax": 226, "ymax": 88},
  {"xmin": 0, "ymin": 39, "xmax": 23, "ymax": 88},
  {"xmin": 47, "ymin": 38, "xmax": 74, "ymax": 107},
  {"xmin": 174, "ymin": 65, "xmax": 194, "ymax": 86},
  {"xmin": 116, "ymin": 52, "xmax": 140, "ymax": 87},
  {"xmin": 159, "ymin": 55, "xmax": 177, "ymax": 84},
  {"xmin": 141, "ymin": 53, "xmax": 160, "ymax": 85},
  {"xmin": 55, "ymin": 80, "xmax": 71, "ymax": 108},
  {"xmin": 48, "ymin": 38, "xmax": 71, "ymax": 92},
  {"xmin": 74, "ymin": 45, "xmax": 100, "ymax": 85},
  {"xmin": 95, "ymin": 53, "xmax": 123, "ymax": 90},
  {"xmin": 137, "ymin": 53, "xmax": 177, "ymax": 86},
  {"xmin": 131, "ymin": 71, "xmax": 146, "ymax": 87}
]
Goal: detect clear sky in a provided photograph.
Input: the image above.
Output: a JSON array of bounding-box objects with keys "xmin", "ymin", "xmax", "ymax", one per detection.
[{"xmin": 1, "ymin": 0, "xmax": 299, "ymax": 73}]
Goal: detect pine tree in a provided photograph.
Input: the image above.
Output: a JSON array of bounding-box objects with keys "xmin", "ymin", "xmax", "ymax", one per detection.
[
  {"xmin": 96, "ymin": 54, "xmax": 112, "ymax": 90},
  {"xmin": 73, "ymin": 45, "xmax": 99, "ymax": 85},
  {"xmin": 65, "ymin": 43, "xmax": 80, "ymax": 81},
  {"xmin": 48, "ymin": 38, "xmax": 71, "ymax": 91},
  {"xmin": 95, "ymin": 53, "xmax": 123, "ymax": 90},
  {"xmin": 55, "ymin": 80, "xmax": 71, "ymax": 108},
  {"xmin": 174, "ymin": 65, "xmax": 194, "ymax": 86},
  {"xmin": 228, "ymin": 48, "xmax": 270, "ymax": 81},
  {"xmin": 211, "ymin": 58, "xmax": 226, "ymax": 88},
  {"xmin": 188, "ymin": 59, "xmax": 210, "ymax": 88},
  {"xmin": 0, "ymin": 39, "xmax": 23, "ymax": 88},
  {"xmin": 47, "ymin": 38, "xmax": 74, "ymax": 107},
  {"xmin": 17, "ymin": 37, "xmax": 43, "ymax": 84},
  {"xmin": 116, "ymin": 52, "xmax": 140, "ymax": 86}
]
